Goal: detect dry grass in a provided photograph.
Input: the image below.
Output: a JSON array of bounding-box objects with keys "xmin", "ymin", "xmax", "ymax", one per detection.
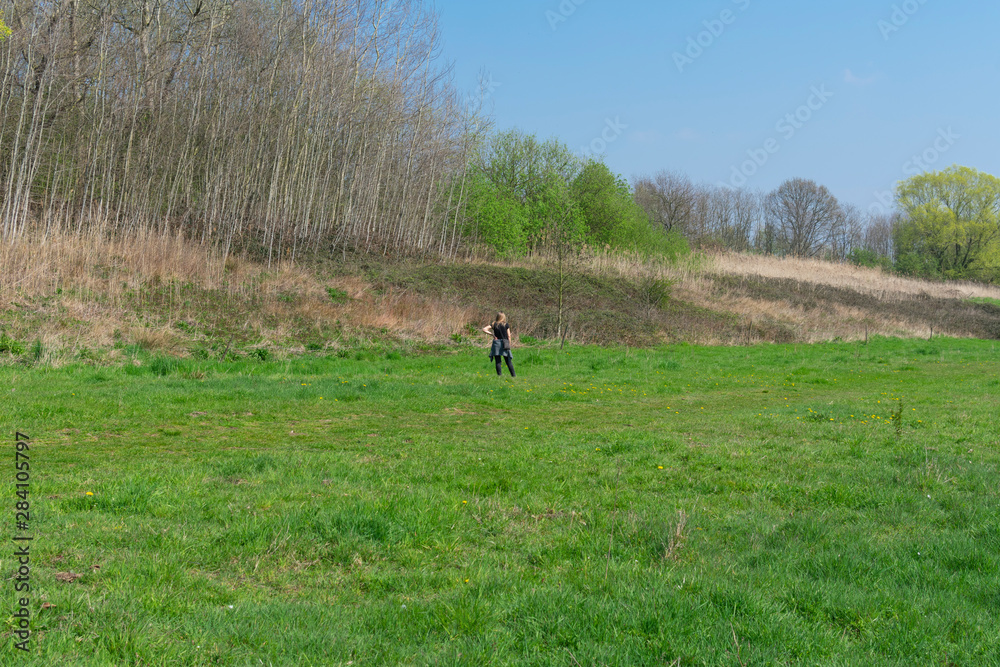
[
  {"xmin": 0, "ymin": 231, "xmax": 481, "ymax": 355},
  {"xmin": 480, "ymin": 248, "xmax": 1000, "ymax": 344},
  {"xmin": 1, "ymin": 231, "xmax": 997, "ymax": 356},
  {"xmin": 708, "ymin": 252, "xmax": 1000, "ymax": 301},
  {"xmin": 0, "ymin": 228, "xmax": 231, "ymax": 305},
  {"xmin": 701, "ymin": 292, "xmax": 929, "ymax": 343}
]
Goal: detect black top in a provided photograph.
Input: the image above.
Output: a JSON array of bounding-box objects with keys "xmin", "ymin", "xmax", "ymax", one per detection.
[{"xmin": 493, "ymin": 322, "xmax": 510, "ymax": 341}]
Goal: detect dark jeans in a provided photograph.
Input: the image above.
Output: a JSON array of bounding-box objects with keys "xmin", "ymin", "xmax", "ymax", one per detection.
[{"xmin": 496, "ymin": 357, "xmax": 515, "ymax": 377}]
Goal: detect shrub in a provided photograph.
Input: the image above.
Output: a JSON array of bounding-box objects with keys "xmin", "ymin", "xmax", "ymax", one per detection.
[
  {"xmin": 326, "ymin": 287, "xmax": 350, "ymax": 303},
  {"xmin": 848, "ymin": 248, "xmax": 893, "ymax": 271},
  {"xmin": 637, "ymin": 276, "xmax": 673, "ymax": 313},
  {"xmin": 149, "ymin": 356, "xmax": 180, "ymax": 376},
  {"xmin": 0, "ymin": 334, "xmax": 25, "ymax": 355}
]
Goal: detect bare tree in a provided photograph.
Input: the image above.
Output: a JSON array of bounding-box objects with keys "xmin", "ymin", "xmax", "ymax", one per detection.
[
  {"xmin": 0, "ymin": 0, "xmax": 472, "ymax": 260},
  {"xmin": 829, "ymin": 203, "xmax": 865, "ymax": 261},
  {"xmin": 862, "ymin": 212, "xmax": 899, "ymax": 261},
  {"xmin": 764, "ymin": 178, "xmax": 843, "ymax": 257},
  {"xmin": 727, "ymin": 188, "xmax": 762, "ymax": 253},
  {"xmin": 633, "ymin": 170, "xmax": 696, "ymax": 235}
]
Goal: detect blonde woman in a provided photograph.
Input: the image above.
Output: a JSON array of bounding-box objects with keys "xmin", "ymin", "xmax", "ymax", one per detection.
[{"xmin": 483, "ymin": 312, "xmax": 516, "ymax": 377}]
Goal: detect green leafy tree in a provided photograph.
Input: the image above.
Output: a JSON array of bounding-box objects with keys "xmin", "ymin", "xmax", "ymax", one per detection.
[
  {"xmin": 467, "ymin": 129, "xmax": 689, "ymax": 261},
  {"xmin": 573, "ymin": 160, "xmax": 689, "ymax": 256},
  {"xmin": 473, "ymin": 129, "xmax": 582, "ymax": 250},
  {"xmin": 572, "ymin": 160, "xmax": 629, "ymax": 244},
  {"xmin": 894, "ymin": 166, "xmax": 1000, "ymax": 281},
  {"xmin": 0, "ymin": 14, "xmax": 11, "ymax": 41},
  {"xmin": 464, "ymin": 171, "xmax": 529, "ymax": 257}
]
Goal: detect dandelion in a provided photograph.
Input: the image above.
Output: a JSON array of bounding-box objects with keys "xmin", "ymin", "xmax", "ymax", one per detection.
[
  {"xmin": 658, "ymin": 466, "xmax": 664, "ymax": 470},
  {"xmin": 86, "ymin": 492, "xmax": 94, "ymax": 496}
]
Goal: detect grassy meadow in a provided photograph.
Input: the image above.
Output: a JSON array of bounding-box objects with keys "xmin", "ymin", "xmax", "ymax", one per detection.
[{"xmin": 2, "ymin": 337, "xmax": 1000, "ymax": 665}]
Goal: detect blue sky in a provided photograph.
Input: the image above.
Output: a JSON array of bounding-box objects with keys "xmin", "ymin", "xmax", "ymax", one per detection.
[{"xmin": 431, "ymin": 0, "xmax": 1000, "ymax": 213}]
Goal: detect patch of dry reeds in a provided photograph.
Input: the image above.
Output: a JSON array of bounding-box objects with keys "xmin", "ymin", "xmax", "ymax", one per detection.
[
  {"xmin": 708, "ymin": 252, "xmax": 1000, "ymax": 301},
  {"xmin": 0, "ymin": 231, "xmax": 482, "ymax": 354}
]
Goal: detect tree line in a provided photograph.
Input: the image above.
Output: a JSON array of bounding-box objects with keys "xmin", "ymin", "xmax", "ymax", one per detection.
[
  {"xmin": 1, "ymin": 0, "xmax": 479, "ymax": 262},
  {"xmin": 462, "ymin": 128, "xmax": 1000, "ymax": 283},
  {"xmin": 2, "ymin": 1, "xmax": 997, "ymax": 282},
  {"xmin": 462, "ymin": 129, "xmax": 687, "ymax": 258},
  {"xmin": 632, "ymin": 166, "xmax": 1000, "ymax": 282}
]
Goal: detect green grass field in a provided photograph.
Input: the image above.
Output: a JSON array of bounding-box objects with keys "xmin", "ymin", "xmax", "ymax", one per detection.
[{"xmin": 2, "ymin": 338, "xmax": 999, "ymax": 665}]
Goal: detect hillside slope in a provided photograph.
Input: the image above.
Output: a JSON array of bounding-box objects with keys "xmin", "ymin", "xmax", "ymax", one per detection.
[{"xmin": 1, "ymin": 232, "xmax": 999, "ymax": 364}]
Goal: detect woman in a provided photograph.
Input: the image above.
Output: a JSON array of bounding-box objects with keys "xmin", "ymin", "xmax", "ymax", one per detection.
[{"xmin": 483, "ymin": 312, "xmax": 516, "ymax": 377}]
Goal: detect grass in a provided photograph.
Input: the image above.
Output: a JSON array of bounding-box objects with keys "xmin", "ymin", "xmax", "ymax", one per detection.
[
  {"xmin": 2, "ymin": 337, "xmax": 999, "ymax": 665},
  {"xmin": 969, "ymin": 296, "xmax": 1000, "ymax": 310}
]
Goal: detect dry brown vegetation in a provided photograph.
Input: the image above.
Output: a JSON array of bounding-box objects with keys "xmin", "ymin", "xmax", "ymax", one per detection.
[
  {"xmin": 1, "ymin": 232, "xmax": 998, "ymax": 361},
  {"xmin": 0, "ymin": 231, "xmax": 480, "ymax": 358},
  {"xmin": 708, "ymin": 253, "xmax": 1000, "ymax": 301},
  {"xmin": 692, "ymin": 253, "xmax": 1000, "ymax": 342},
  {"xmin": 511, "ymin": 250, "xmax": 1000, "ymax": 343}
]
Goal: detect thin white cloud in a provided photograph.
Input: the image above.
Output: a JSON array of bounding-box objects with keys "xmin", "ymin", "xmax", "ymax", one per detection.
[
  {"xmin": 673, "ymin": 128, "xmax": 700, "ymax": 141},
  {"xmin": 844, "ymin": 68, "xmax": 879, "ymax": 86}
]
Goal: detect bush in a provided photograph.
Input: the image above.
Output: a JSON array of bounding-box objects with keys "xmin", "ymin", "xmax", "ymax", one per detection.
[
  {"xmin": 848, "ymin": 248, "xmax": 893, "ymax": 271},
  {"xmin": 0, "ymin": 334, "xmax": 25, "ymax": 355},
  {"xmin": 326, "ymin": 287, "xmax": 350, "ymax": 303},
  {"xmin": 149, "ymin": 356, "xmax": 181, "ymax": 376},
  {"xmin": 611, "ymin": 220, "xmax": 690, "ymax": 259},
  {"xmin": 637, "ymin": 276, "xmax": 673, "ymax": 313}
]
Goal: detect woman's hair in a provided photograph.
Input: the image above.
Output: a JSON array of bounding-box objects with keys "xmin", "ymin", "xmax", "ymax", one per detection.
[{"xmin": 493, "ymin": 312, "xmax": 507, "ymax": 326}]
